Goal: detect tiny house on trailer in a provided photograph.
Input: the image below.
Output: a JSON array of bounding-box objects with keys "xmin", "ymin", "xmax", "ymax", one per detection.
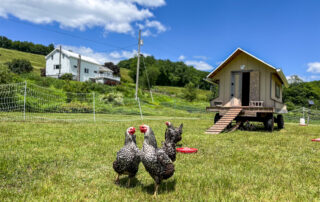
[{"xmin": 205, "ymin": 48, "xmax": 289, "ymax": 134}]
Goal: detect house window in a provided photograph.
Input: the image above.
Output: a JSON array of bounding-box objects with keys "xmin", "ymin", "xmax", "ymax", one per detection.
[
  {"xmin": 94, "ymin": 71, "xmax": 97, "ymax": 73},
  {"xmin": 74, "ymin": 65, "xmax": 77, "ymax": 68},
  {"xmin": 54, "ymin": 64, "xmax": 61, "ymax": 69},
  {"xmin": 51, "ymin": 55, "xmax": 53, "ymax": 60},
  {"xmin": 275, "ymin": 83, "xmax": 280, "ymax": 98},
  {"xmin": 84, "ymin": 68, "xmax": 89, "ymax": 73},
  {"xmin": 62, "ymin": 54, "xmax": 65, "ymax": 58}
]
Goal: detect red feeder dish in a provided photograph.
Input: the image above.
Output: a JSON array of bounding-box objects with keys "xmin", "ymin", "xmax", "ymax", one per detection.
[
  {"xmin": 311, "ymin": 138, "xmax": 320, "ymax": 142},
  {"xmin": 176, "ymin": 147, "xmax": 198, "ymax": 153}
]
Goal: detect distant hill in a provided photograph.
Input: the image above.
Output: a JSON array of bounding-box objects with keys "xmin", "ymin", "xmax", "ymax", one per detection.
[
  {"xmin": 118, "ymin": 56, "xmax": 211, "ymax": 90},
  {"xmin": 283, "ymin": 80, "xmax": 320, "ymax": 110}
]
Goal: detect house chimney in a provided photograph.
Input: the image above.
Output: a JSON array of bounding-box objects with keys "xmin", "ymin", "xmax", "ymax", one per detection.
[{"xmin": 77, "ymin": 55, "xmax": 81, "ymax": 81}]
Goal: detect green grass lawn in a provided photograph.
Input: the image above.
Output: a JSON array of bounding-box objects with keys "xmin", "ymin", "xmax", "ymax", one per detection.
[{"xmin": 1, "ymin": 117, "xmax": 320, "ymax": 201}]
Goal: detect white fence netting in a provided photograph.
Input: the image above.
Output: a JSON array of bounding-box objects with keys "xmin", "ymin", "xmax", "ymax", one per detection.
[{"xmin": 0, "ymin": 82, "xmax": 209, "ymax": 122}]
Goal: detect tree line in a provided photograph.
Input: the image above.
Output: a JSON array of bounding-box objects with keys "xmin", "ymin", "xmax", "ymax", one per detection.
[
  {"xmin": 118, "ymin": 56, "xmax": 211, "ymax": 90},
  {"xmin": 0, "ymin": 36, "xmax": 54, "ymax": 55},
  {"xmin": 283, "ymin": 76, "xmax": 320, "ymax": 110}
]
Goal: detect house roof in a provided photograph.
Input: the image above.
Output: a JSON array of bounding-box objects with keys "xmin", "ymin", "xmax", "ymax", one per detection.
[
  {"xmin": 206, "ymin": 48, "xmax": 289, "ymax": 87},
  {"xmin": 45, "ymin": 48, "xmax": 101, "ymax": 66}
]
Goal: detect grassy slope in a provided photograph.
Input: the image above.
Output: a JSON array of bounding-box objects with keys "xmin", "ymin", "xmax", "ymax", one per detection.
[
  {"xmin": 0, "ymin": 48, "xmax": 46, "ymax": 71},
  {"xmin": 0, "ymin": 119, "xmax": 320, "ymax": 201}
]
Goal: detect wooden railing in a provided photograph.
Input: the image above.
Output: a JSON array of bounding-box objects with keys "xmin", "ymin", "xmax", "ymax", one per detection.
[{"xmin": 249, "ymin": 101, "xmax": 264, "ymax": 107}]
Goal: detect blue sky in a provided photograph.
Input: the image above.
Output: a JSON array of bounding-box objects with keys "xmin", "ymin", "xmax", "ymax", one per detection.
[{"xmin": 0, "ymin": 0, "xmax": 320, "ymax": 81}]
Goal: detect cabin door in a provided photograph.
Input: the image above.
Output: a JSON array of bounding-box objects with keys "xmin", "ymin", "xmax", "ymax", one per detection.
[
  {"xmin": 249, "ymin": 71, "xmax": 260, "ymax": 103},
  {"xmin": 231, "ymin": 72, "xmax": 242, "ymax": 106}
]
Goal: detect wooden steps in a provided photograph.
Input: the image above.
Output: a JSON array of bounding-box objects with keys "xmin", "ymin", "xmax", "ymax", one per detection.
[{"xmin": 205, "ymin": 108, "xmax": 242, "ymax": 134}]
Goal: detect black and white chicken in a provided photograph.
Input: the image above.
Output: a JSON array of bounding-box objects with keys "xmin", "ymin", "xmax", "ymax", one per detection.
[
  {"xmin": 139, "ymin": 124, "xmax": 175, "ymax": 197},
  {"xmin": 165, "ymin": 121, "xmax": 183, "ymax": 144},
  {"xmin": 113, "ymin": 127, "xmax": 140, "ymax": 186}
]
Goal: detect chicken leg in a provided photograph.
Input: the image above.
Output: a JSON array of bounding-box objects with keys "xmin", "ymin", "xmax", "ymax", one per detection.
[
  {"xmin": 153, "ymin": 183, "xmax": 159, "ymax": 198},
  {"xmin": 115, "ymin": 174, "xmax": 120, "ymax": 184}
]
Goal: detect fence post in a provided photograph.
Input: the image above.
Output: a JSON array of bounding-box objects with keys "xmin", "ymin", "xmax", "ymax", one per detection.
[
  {"xmin": 137, "ymin": 97, "xmax": 143, "ymax": 120},
  {"xmin": 93, "ymin": 92, "xmax": 96, "ymax": 122},
  {"xmin": 23, "ymin": 81, "xmax": 27, "ymax": 121}
]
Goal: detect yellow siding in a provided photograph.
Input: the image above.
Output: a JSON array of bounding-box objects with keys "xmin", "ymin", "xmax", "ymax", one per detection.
[{"xmin": 211, "ymin": 52, "xmax": 283, "ymax": 108}]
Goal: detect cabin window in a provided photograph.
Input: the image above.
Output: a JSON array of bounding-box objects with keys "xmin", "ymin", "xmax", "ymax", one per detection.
[
  {"xmin": 275, "ymin": 83, "xmax": 280, "ymax": 98},
  {"xmin": 54, "ymin": 64, "xmax": 60, "ymax": 69},
  {"xmin": 84, "ymin": 68, "xmax": 89, "ymax": 73}
]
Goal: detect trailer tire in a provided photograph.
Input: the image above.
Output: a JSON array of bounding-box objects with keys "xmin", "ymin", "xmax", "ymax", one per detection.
[
  {"xmin": 214, "ymin": 113, "xmax": 221, "ymax": 124},
  {"xmin": 277, "ymin": 114, "xmax": 284, "ymax": 129},
  {"xmin": 264, "ymin": 116, "xmax": 274, "ymax": 132}
]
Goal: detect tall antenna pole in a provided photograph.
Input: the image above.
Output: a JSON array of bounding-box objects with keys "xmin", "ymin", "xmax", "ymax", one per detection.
[{"xmin": 135, "ymin": 30, "xmax": 142, "ymax": 100}]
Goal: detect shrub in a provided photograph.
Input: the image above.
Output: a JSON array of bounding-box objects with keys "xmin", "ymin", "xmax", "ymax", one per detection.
[
  {"xmin": 183, "ymin": 82, "xmax": 197, "ymax": 102},
  {"xmin": 60, "ymin": 73, "xmax": 74, "ymax": 81},
  {"xmin": 7, "ymin": 59, "xmax": 33, "ymax": 74},
  {"xmin": 100, "ymin": 92, "xmax": 124, "ymax": 105},
  {"xmin": 0, "ymin": 65, "xmax": 20, "ymax": 84}
]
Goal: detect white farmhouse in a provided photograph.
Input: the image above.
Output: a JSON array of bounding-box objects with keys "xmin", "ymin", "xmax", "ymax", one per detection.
[{"xmin": 45, "ymin": 48, "xmax": 120, "ymax": 85}]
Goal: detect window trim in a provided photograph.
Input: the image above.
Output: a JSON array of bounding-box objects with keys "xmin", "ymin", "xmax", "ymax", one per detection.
[
  {"xmin": 54, "ymin": 64, "xmax": 61, "ymax": 70},
  {"xmin": 275, "ymin": 83, "xmax": 280, "ymax": 99}
]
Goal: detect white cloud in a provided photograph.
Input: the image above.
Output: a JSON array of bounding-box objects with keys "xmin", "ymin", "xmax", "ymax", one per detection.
[
  {"xmin": 178, "ymin": 55, "xmax": 185, "ymax": 60},
  {"xmin": 139, "ymin": 19, "xmax": 167, "ymax": 36},
  {"xmin": 61, "ymin": 45, "xmax": 139, "ymax": 64},
  {"xmin": 307, "ymin": 62, "xmax": 320, "ymax": 73},
  {"xmin": 185, "ymin": 60, "xmax": 213, "ymax": 71},
  {"xmin": 129, "ymin": 0, "xmax": 166, "ymax": 7},
  {"xmin": 193, "ymin": 56, "xmax": 208, "ymax": 60},
  {"xmin": 286, "ymin": 75, "xmax": 305, "ymax": 83},
  {"xmin": 0, "ymin": 0, "xmax": 166, "ymax": 34}
]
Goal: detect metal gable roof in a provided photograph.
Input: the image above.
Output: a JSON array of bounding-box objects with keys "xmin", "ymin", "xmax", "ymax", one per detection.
[
  {"xmin": 206, "ymin": 48, "xmax": 289, "ymax": 87},
  {"xmin": 45, "ymin": 48, "xmax": 101, "ymax": 66}
]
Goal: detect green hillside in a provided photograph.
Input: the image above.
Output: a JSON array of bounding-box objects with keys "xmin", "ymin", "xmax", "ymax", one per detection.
[{"xmin": 0, "ymin": 48, "xmax": 45, "ymax": 71}]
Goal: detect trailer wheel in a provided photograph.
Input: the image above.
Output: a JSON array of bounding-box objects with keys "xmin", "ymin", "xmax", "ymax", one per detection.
[
  {"xmin": 214, "ymin": 113, "xmax": 221, "ymax": 124},
  {"xmin": 277, "ymin": 114, "xmax": 284, "ymax": 129},
  {"xmin": 264, "ymin": 116, "xmax": 274, "ymax": 132}
]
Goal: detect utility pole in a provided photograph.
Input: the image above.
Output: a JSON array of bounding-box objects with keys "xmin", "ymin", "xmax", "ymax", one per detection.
[
  {"xmin": 77, "ymin": 54, "xmax": 81, "ymax": 81},
  {"xmin": 135, "ymin": 29, "xmax": 142, "ymax": 100},
  {"xmin": 59, "ymin": 45, "xmax": 62, "ymax": 77}
]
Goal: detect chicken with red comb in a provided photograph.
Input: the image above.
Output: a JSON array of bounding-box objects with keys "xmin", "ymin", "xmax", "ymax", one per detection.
[
  {"xmin": 139, "ymin": 124, "xmax": 175, "ymax": 197},
  {"xmin": 113, "ymin": 127, "xmax": 140, "ymax": 187}
]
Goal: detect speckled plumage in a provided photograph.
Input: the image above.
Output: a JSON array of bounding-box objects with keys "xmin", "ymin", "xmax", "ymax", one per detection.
[
  {"xmin": 165, "ymin": 122, "xmax": 183, "ymax": 144},
  {"xmin": 140, "ymin": 125, "xmax": 175, "ymax": 190},
  {"xmin": 113, "ymin": 128, "xmax": 140, "ymax": 182},
  {"xmin": 161, "ymin": 128, "xmax": 176, "ymax": 162}
]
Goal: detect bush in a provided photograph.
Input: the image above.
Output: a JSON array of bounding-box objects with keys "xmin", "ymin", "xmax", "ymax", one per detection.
[
  {"xmin": 100, "ymin": 92, "xmax": 124, "ymax": 105},
  {"xmin": 183, "ymin": 82, "xmax": 197, "ymax": 102},
  {"xmin": 60, "ymin": 73, "xmax": 74, "ymax": 81},
  {"xmin": 0, "ymin": 65, "xmax": 20, "ymax": 84},
  {"xmin": 7, "ymin": 59, "xmax": 33, "ymax": 74}
]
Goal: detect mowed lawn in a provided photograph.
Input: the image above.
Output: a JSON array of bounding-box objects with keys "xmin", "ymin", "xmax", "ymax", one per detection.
[{"xmin": 0, "ymin": 118, "xmax": 320, "ymax": 201}]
